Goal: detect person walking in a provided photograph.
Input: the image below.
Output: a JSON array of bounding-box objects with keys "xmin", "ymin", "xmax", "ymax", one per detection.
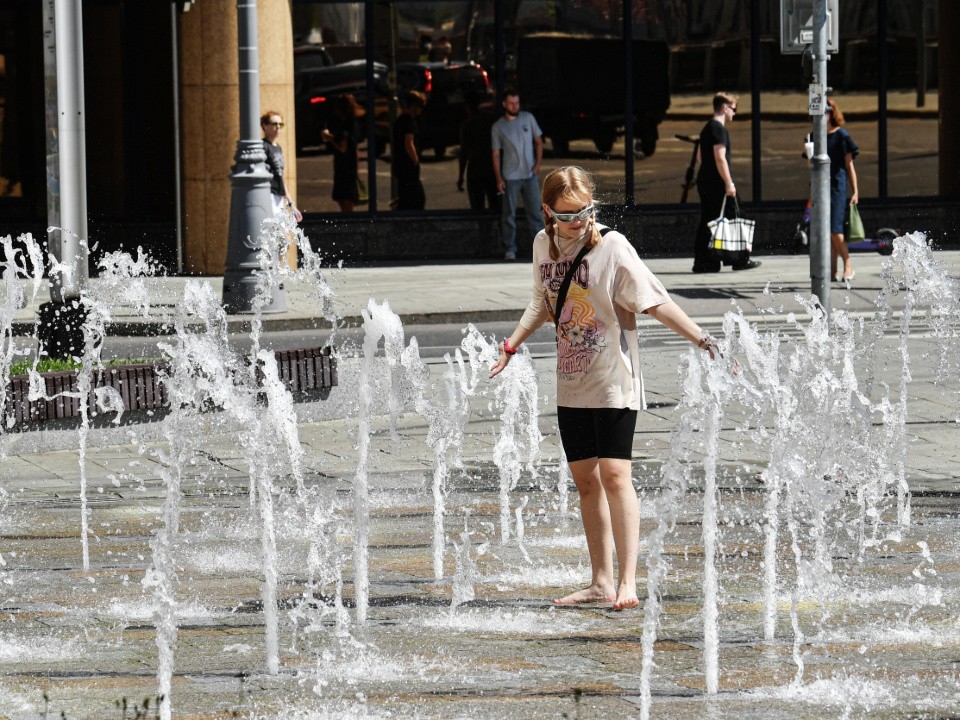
[
  {"xmin": 392, "ymin": 90, "xmax": 427, "ymax": 211},
  {"xmin": 321, "ymin": 93, "xmax": 363, "ymax": 212},
  {"xmin": 457, "ymin": 92, "xmax": 500, "ymax": 213},
  {"xmin": 692, "ymin": 92, "xmax": 758, "ymax": 273},
  {"xmin": 825, "ymin": 99, "xmax": 860, "ymax": 282},
  {"xmin": 491, "ymin": 90, "xmax": 544, "ymax": 261},
  {"xmin": 489, "ymin": 166, "xmax": 721, "ymax": 610},
  {"xmin": 261, "ymin": 110, "xmax": 302, "ymax": 222}
]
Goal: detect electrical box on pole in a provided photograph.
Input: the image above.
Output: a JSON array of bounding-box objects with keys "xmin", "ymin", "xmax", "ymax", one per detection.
[{"xmin": 780, "ymin": 0, "xmax": 839, "ymax": 54}]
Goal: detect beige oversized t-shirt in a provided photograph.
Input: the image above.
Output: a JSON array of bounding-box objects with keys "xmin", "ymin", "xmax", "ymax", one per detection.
[{"xmin": 518, "ymin": 226, "xmax": 671, "ymax": 409}]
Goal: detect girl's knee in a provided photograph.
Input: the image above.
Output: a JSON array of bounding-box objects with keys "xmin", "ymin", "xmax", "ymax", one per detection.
[
  {"xmin": 599, "ymin": 472, "xmax": 635, "ymax": 497},
  {"xmin": 573, "ymin": 475, "xmax": 604, "ymax": 496}
]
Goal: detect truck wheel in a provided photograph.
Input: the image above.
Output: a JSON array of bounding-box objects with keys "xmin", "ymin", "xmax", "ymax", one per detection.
[
  {"xmin": 594, "ymin": 129, "xmax": 615, "ymax": 154},
  {"xmin": 639, "ymin": 134, "xmax": 657, "ymax": 157}
]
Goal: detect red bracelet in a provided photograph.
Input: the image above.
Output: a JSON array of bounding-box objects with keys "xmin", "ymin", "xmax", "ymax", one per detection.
[{"xmin": 503, "ymin": 338, "xmax": 517, "ymax": 355}]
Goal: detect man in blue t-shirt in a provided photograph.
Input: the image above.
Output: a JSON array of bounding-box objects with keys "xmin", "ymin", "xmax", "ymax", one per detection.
[{"xmin": 491, "ymin": 90, "xmax": 543, "ymax": 261}]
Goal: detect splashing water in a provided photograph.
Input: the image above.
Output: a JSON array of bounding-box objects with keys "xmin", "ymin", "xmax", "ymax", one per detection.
[
  {"xmin": 638, "ymin": 233, "xmax": 959, "ymax": 716},
  {"xmin": 450, "ymin": 510, "xmax": 481, "ymax": 612},
  {"xmin": 5, "ymin": 229, "xmax": 960, "ymax": 719},
  {"xmin": 491, "ymin": 341, "xmax": 542, "ymax": 543},
  {"xmin": 402, "ymin": 339, "xmax": 443, "ymax": 579},
  {"xmin": 0, "ymin": 234, "xmax": 45, "ymax": 440},
  {"xmin": 355, "ymin": 299, "xmax": 407, "ymax": 623}
]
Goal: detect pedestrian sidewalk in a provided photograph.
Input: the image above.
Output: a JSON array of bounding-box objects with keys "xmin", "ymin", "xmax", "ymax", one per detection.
[
  {"xmin": 7, "ymin": 249, "xmax": 959, "ymax": 337},
  {"xmin": 667, "ymin": 89, "xmax": 939, "ymax": 120}
]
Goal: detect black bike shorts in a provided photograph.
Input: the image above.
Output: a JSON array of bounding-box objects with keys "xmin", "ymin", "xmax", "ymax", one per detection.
[{"xmin": 557, "ymin": 406, "xmax": 638, "ymax": 462}]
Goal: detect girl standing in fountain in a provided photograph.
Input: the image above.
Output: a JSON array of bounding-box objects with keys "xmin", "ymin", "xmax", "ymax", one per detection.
[{"xmin": 490, "ymin": 166, "xmax": 720, "ymax": 611}]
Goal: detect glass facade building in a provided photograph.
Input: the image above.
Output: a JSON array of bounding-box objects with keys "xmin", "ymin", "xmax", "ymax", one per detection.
[
  {"xmin": 289, "ymin": 0, "xmax": 941, "ymax": 215},
  {"xmin": 0, "ymin": 0, "xmax": 951, "ymax": 267}
]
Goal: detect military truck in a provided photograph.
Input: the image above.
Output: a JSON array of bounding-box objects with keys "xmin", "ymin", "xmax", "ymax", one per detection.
[{"xmin": 516, "ymin": 33, "xmax": 670, "ymax": 156}]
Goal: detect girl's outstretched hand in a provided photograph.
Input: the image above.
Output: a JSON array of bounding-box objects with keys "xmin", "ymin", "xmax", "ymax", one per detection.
[
  {"xmin": 699, "ymin": 332, "xmax": 723, "ymax": 360},
  {"xmin": 489, "ymin": 343, "xmax": 511, "ymax": 378},
  {"xmin": 700, "ymin": 334, "xmax": 741, "ymax": 375}
]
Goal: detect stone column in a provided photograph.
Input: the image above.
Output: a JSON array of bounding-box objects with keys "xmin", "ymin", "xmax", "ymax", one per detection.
[{"xmin": 178, "ymin": 0, "xmax": 297, "ymax": 275}]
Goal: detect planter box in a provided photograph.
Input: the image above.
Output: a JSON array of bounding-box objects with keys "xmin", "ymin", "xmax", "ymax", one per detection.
[{"xmin": 4, "ymin": 346, "xmax": 337, "ymax": 427}]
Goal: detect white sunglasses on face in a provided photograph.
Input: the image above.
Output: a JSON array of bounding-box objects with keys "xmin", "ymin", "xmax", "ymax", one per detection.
[{"xmin": 547, "ymin": 205, "xmax": 595, "ymax": 223}]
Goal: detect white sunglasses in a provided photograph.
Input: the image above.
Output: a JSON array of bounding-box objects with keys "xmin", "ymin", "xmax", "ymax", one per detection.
[{"xmin": 547, "ymin": 205, "xmax": 595, "ymax": 223}]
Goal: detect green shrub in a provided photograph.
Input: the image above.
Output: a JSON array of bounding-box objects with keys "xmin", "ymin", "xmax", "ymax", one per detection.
[{"xmin": 7, "ymin": 357, "xmax": 160, "ymax": 378}]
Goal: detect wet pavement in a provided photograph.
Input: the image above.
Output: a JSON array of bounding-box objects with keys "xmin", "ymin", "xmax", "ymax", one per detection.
[{"xmin": 1, "ymin": 242, "xmax": 959, "ymax": 719}]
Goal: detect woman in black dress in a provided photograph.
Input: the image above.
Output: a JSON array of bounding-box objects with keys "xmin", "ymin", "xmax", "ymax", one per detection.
[{"xmin": 322, "ymin": 94, "xmax": 363, "ymax": 212}]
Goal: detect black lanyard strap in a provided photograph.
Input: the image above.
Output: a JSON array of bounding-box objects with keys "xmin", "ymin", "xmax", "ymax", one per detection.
[{"xmin": 553, "ymin": 227, "xmax": 611, "ymax": 339}]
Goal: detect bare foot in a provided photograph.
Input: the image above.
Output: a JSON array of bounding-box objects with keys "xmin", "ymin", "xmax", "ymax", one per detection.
[
  {"xmin": 612, "ymin": 586, "xmax": 639, "ymax": 611},
  {"xmin": 553, "ymin": 585, "xmax": 615, "ymax": 606}
]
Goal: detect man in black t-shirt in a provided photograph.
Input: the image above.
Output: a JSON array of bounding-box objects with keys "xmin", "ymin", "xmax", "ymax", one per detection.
[
  {"xmin": 693, "ymin": 92, "xmax": 758, "ymax": 273},
  {"xmin": 260, "ymin": 111, "xmax": 302, "ymax": 222},
  {"xmin": 391, "ymin": 91, "xmax": 427, "ymax": 210},
  {"xmin": 457, "ymin": 92, "xmax": 500, "ymax": 212}
]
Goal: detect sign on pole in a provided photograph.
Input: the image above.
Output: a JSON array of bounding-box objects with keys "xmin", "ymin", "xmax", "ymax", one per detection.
[
  {"xmin": 808, "ymin": 82, "xmax": 825, "ymax": 116},
  {"xmin": 780, "ymin": 0, "xmax": 839, "ymax": 54}
]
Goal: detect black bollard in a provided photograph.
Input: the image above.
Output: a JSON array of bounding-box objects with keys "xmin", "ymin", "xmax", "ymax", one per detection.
[{"xmin": 37, "ymin": 300, "xmax": 90, "ymax": 360}]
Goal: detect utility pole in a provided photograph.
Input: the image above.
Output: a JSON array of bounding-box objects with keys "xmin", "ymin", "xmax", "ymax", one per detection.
[
  {"xmin": 222, "ymin": 0, "xmax": 286, "ymax": 314},
  {"xmin": 808, "ymin": 0, "xmax": 831, "ymax": 320},
  {"xmin": 38, "ymin": 0, "xmax": 89, "ymax": 359}
]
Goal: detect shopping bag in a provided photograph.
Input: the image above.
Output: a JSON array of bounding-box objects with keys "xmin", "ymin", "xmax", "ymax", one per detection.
[
  {"xmin": 356, "ymin": 177, "xmax": 369, "ymax": 204},
  {"xmin": 846, "ymin": 202, "xmax": 865, "ymax": 242},
  {"xmin": 707, "ymin": 196, "xmax": 755, "ymax": 254}
]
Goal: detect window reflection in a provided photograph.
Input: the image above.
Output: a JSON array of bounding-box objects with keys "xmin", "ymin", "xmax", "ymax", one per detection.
[
  {"xmin": 292, "ymin": 3, "xmax": 375, "ymax": 213},
  {"xmin": 292, "ymin": 0, "xmax": 941, "ymax": 215},
  {"xmin": 0, "ymin": 6, "xmax": 24, "ymax": 200},
  {"xmin": 884, "ymin": 2, "xmax": 939, "ymax": 197},
  {"xmin": 380, "ymin": 2, "xmax": 495, "ymax": 212}
]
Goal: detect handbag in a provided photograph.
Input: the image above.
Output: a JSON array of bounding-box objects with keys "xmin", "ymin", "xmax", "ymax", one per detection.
[
  {"xmin": 707, "ymin": 196, "xmax": 755, "ymax": 254},
  {"xmin": 846, "ymin": 202, "xmax": 865, "ymax": 242},
  {"xmin": 356, "ymin": 176, "xmax": 369, "ymax": 204}
]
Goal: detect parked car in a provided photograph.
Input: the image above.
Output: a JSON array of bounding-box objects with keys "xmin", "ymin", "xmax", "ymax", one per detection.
[
  {"xmin": 294, "ymin": 43, "xmax": 335, "ymax": 72},
  {"xmin": 395, "ymin": 61, "xmax": 494, "ymax": 159},
  {"xmin": 293, "ymin": 45, "xmax": 391, "ymax": 155}
]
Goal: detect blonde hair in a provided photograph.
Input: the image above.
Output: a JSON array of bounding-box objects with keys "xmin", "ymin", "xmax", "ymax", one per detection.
[
  {"xmin": 541, "ymin": 166, "xmax": 602, "ymax": 261},
  {"xmin": 712, "ymin": 92, "xmax": 738, "ymax": 114}
]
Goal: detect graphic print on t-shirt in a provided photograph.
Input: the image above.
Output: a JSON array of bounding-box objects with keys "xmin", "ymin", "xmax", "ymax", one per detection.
[{"xmin": 540, "ymin": 257, "xmax": 605, "ymax": 376}]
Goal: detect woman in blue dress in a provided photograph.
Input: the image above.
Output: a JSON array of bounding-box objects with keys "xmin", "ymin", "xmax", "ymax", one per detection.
[{"xmin": 826, "ymin": 99, "xmax": 860, "ymax": 282}]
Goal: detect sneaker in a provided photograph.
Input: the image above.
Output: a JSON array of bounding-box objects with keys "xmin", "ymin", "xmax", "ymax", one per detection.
[
  {"xmin": 732, "ymin": 260, "xmax": 761, "ymax": 271},
  {"xmin": 692, "ymin": 265, "xmax": 721, "ymax": 274},
  {"xmin": 504, "ymin": 251, "xmax": 517, "ymax": 261}
]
